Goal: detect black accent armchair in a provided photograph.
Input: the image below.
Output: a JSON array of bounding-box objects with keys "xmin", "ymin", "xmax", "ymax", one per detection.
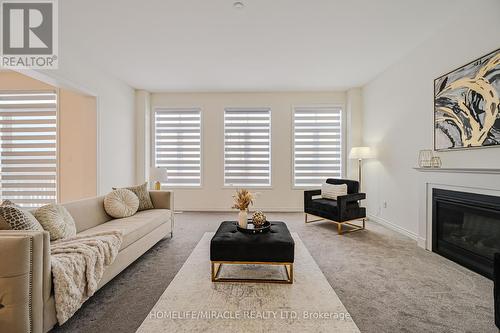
[{"xmin": 304, "ymin": 178, "xmax": 366, "ymax": 234}]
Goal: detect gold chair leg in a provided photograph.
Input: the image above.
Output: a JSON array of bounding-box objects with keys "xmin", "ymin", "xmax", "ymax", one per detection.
[
  {"xmin": 306, "ymin": 214, "xmax": 365, "ymax": 235},
  {"xmin": 304, "ymin": 213, "xmax": 324, "ymax": 224}
]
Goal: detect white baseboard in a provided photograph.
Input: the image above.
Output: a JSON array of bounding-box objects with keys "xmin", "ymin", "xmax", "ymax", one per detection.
[
  {"xmin": 417, "ymin": 237, "xmax": 427, "ymax": 249},
  {"xmin": 368, "ymin": 214, "xmax": 418, "ymax": 241}
]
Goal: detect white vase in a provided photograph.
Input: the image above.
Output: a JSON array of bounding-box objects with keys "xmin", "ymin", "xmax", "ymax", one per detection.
[{"xmin": 238, "ymin": 210, "xmax": 248, "ymax": 228}]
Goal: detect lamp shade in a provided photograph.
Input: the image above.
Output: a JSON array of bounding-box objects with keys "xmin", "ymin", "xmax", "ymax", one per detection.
[
  {"xmin": 349, "ymin": 146, "xmax": 372, "ymax": 159},
  {"xmin": 149, "ymin": 167, "xmax": 168, "ymax": 182}
]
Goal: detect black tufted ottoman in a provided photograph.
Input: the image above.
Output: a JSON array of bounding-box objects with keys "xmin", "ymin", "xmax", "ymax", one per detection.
[{"xmin": 210, "ymin": 221, "xmax": 294, "ymax": 284}]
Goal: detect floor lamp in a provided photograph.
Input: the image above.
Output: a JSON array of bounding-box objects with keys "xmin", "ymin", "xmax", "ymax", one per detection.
[{"xmin": 349, "ymin": 146, "xmax": 372, "ymax": 191}]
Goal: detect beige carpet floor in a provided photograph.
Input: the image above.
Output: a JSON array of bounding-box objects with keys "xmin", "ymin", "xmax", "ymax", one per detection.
[{"xmin": 51, "ymin": 212, "xmax": 495, "ymax": 333}]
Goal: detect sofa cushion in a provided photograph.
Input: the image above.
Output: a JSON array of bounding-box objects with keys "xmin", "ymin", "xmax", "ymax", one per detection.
[
  {"xmin": 310, "ymin": 198, "xmax": 339, "ymax": 213},
  {"xmin": 0, "ymin": 218, "xmax": 10, "ymax": 230},
  {"xmin": 0, "ymin": 200, "xmax": 43, "ymax": 231},
  {"xmin": 78, "ymin": 209, "xmax": 171, "ymax": 250},
  {"xmin": 104, "ymin": 189, "xmax": 139, "ymax": 218},
  {"xmin": 326, "ymin": 178, "xmax": 359, "ymax": 194},
  {"xmin": 63, "ymin": 196, "xmax": 112, "ymax": 233},
  {"xmin": 321, "ymin": 183, "xmax": 347, "ymax": 200},
  {"xmin": 114, "ymin": 182, "xmax": 154, "ymax": 211},
  {"xmin": 34, "ymin": 204, "xmax": 77, "ymax": 241}
]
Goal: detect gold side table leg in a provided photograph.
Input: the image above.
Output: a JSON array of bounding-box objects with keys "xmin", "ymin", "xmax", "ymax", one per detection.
[
  {"xmin": 283, "ymin": 263, "xmax": 293, "ymax": 284},
  {"xmin": 211, "ymin": 262, "xmax": 222, "ymax": 281},
  {"xmin": 337, "ymin": 222, "xmax": 342, "ymax": 235},
  {"xmin": 211, "ymin": 261, "xmax": 293, "ymax": 284}
]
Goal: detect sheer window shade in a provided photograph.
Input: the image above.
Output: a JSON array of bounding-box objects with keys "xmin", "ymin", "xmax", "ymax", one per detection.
[
  {"xmin": 154, "ymin": 108, "xmax": 201, "ymax": 187},
  {"xmin": 293, "ymin": 106, "xmax": 343, "ymax": 187},
  {"xmin": 0, "ymin": 91, "xmax": 57, "ymax": 207},
  {"xmin": 224, "ymin": 108, "xmax": 271, "ymax": 187}
]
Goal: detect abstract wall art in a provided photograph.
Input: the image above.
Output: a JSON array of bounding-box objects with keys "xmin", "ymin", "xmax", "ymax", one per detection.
[{"xmin": 434, "ymin": 48, "xmax": 500, "ymax": 151}]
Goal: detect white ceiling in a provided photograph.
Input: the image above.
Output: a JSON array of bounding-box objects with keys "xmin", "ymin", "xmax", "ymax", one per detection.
[{"xmin": 60, "ymin": 0, "xmax": 467, "ymax": 91}]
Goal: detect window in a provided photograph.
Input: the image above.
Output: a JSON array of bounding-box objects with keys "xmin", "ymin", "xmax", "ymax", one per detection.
[
  {"xmin": 293, "ymin": 105, "xmax": 343, "ymax": 187},
  {"xmin": 0, "ymin": 91, "xmax": 57, "ymax": 208},
  {"xmin": 153, "ymin": 108, "xmax": 201, "ymax": 187},
  {"xmin": 224, "ymin": 108, "xmax": 271, "ymax": 187}
]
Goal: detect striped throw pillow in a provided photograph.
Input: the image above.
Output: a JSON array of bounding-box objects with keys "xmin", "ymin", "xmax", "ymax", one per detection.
[{"xmin": 321, "ymin": 183, "xmax": 348, "ymax": 200}]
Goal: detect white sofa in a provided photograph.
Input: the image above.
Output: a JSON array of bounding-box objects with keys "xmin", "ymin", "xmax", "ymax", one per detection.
[{"xmin": 0, "ymin": 190, "xmax": 173, "ymax": 333}]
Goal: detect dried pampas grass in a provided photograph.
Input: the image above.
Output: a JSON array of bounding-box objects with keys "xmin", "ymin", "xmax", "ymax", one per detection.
[{"xmin": 232, "ymin": 189, "xmax": 254, "ymax": 211}]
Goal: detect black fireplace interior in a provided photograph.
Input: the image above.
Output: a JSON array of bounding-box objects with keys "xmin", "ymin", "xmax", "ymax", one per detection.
[{"xmin": 432, "ymin": 188, "xmax": 500, "ymax": 279}]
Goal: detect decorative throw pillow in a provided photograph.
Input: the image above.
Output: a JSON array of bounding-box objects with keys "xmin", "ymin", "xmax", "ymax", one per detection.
[
  {"xmin": 0, "ymin": 218, "xmax": 10, "ymax": 230},
  {"xmin": 104, "ymin": 189, "xmax": 140, "ymax": 218},
  {"xmin": 34, "ymin": 204, "xmax": 77, "ymax": 241},
  {"xmin": 113, "ymin": 182, "xmax": 153, "ymax": 211},
  {"xmin": 0, "ymin": 200, "xmax": 14, "ymax": 230},
  {"xmin": 0, "ymin": 200, "xmax": 43, "ymax": 231},
  {"xmin": 2, "ymin": 199, "xmax": 18, "ymax": 207},
  {"xmin": 321, "ymin": 183, "xmax": 348, "ymax": 200}
]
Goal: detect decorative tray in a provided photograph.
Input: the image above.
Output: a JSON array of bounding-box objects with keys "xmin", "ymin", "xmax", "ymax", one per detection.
[{"xmin": 237, "ymin": 221, "xmax": 271, "ymax": 234}]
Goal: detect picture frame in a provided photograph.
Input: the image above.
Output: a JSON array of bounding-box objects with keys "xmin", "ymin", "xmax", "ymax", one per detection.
[{"xmin": 434, "ymin": 48, "xmax": 500, "ymax": 151}]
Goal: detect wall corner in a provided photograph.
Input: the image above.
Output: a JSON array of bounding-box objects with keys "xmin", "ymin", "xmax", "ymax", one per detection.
[
  {"xmin": 346, "ymin": 87, "xmax": 363, "ymax": 181},
  {"xmin": 135, "ymin": 90, "xmax": 151, "ymax": 184}
]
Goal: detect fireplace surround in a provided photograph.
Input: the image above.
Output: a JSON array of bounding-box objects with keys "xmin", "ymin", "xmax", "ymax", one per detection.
[{"xmin": 432, "ymin": 188, "xmax": 500, "ymax": 279}]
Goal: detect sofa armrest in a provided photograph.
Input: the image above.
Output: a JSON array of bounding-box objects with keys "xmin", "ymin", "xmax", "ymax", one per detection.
[
  {"xmin": 304, "ymin": 189, "xmax": 321, "ymax": 209},
  {"xmin": 337, "ymin": 192, "xmax": 366, "ymax": 203},
  {"xmin": 149, "ymin": 190, "xmax": 174, "ymax": 237},
  {"xmin": 0, "ymin": 230, "xmax": 50, "ymax": 333},
  {"xmin": 149, "ymin": 190, "xmax": 174, "ymax": 210},
  {"xmin": 336, "ymin": 193, "xmax": 366, "ymax": 221}
]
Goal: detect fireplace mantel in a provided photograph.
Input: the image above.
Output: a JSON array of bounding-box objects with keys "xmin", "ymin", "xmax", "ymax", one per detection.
[{"xmin": 414, "ymin": 167, "xmax": 500, "ymax": 175}]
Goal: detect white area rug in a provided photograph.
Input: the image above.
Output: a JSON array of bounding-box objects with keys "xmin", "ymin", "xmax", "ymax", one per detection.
[{"xmin": 137, "ymin": 232, "xmax": 359, "ymax": 332}]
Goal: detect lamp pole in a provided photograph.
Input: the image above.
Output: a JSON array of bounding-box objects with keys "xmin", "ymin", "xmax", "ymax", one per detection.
[
  {"xmin": 358, "ymin": 158, "xmax": 362, "ymax": 191},
  {"xmin": 349, "ymin": 146, "xmax": 372, "ymax": 192}
]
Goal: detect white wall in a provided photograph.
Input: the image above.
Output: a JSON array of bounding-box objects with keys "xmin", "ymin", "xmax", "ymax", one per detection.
[
  {"xmin": 35, "ymin": 57, "xmax": 136, "ymax": 196},
  {"xmin": 148, "ymin": 91, "xmax": 362, "ymax": 211},
  {"xmin": 362, "ymin": 0, "xmax": 500, "ymax": 237},
  {"xmin": 136, "ymin": 90, "xmax": 151, "ymax": 184},
  {"xmin": 346, "ymin": 88, "xmax": 363, "ymax": 181}
]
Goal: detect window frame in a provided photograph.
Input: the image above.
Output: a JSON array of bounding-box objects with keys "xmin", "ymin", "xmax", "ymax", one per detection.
[
  {"xmin": 0, "ymin": 90, "xmax": 59, "ymax": 207},
  {"xmin": 291, "ymin": 104, "xmax": 346, "ymax": 189},
  {"xmin": 151, "ymin": 107, "xmax": 203, "ymax": 188},
  {"xmin": 223, "ymin": 107, "xmax": 272, "ymax": 188}
]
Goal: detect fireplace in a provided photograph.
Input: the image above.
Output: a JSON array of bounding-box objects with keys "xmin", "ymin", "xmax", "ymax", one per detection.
[{"xmin": 432, "ymin": 188, "xmax": 500, "ymax": 279}]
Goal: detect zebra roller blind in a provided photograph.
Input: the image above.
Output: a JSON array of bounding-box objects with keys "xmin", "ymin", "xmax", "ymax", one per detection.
[
  {"xmin": 153, "ymin": 108, "xmax": 202, "ymax": 187},
  {"xmin": 293, "ymin": 105, "xmax": 343, "ymax": 187},
  {"xmin": 0, "ymin": 91, "xmax": 57, "ymax": 208},
  {"xmin": 224, "ymin": 108, "xmax": 271, "ymax": 187}
]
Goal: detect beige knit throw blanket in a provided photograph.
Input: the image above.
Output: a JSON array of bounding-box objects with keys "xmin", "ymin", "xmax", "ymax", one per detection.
[{"xmin": 50, "ymin": 231, "xmax": 123, "ymax": 324}]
